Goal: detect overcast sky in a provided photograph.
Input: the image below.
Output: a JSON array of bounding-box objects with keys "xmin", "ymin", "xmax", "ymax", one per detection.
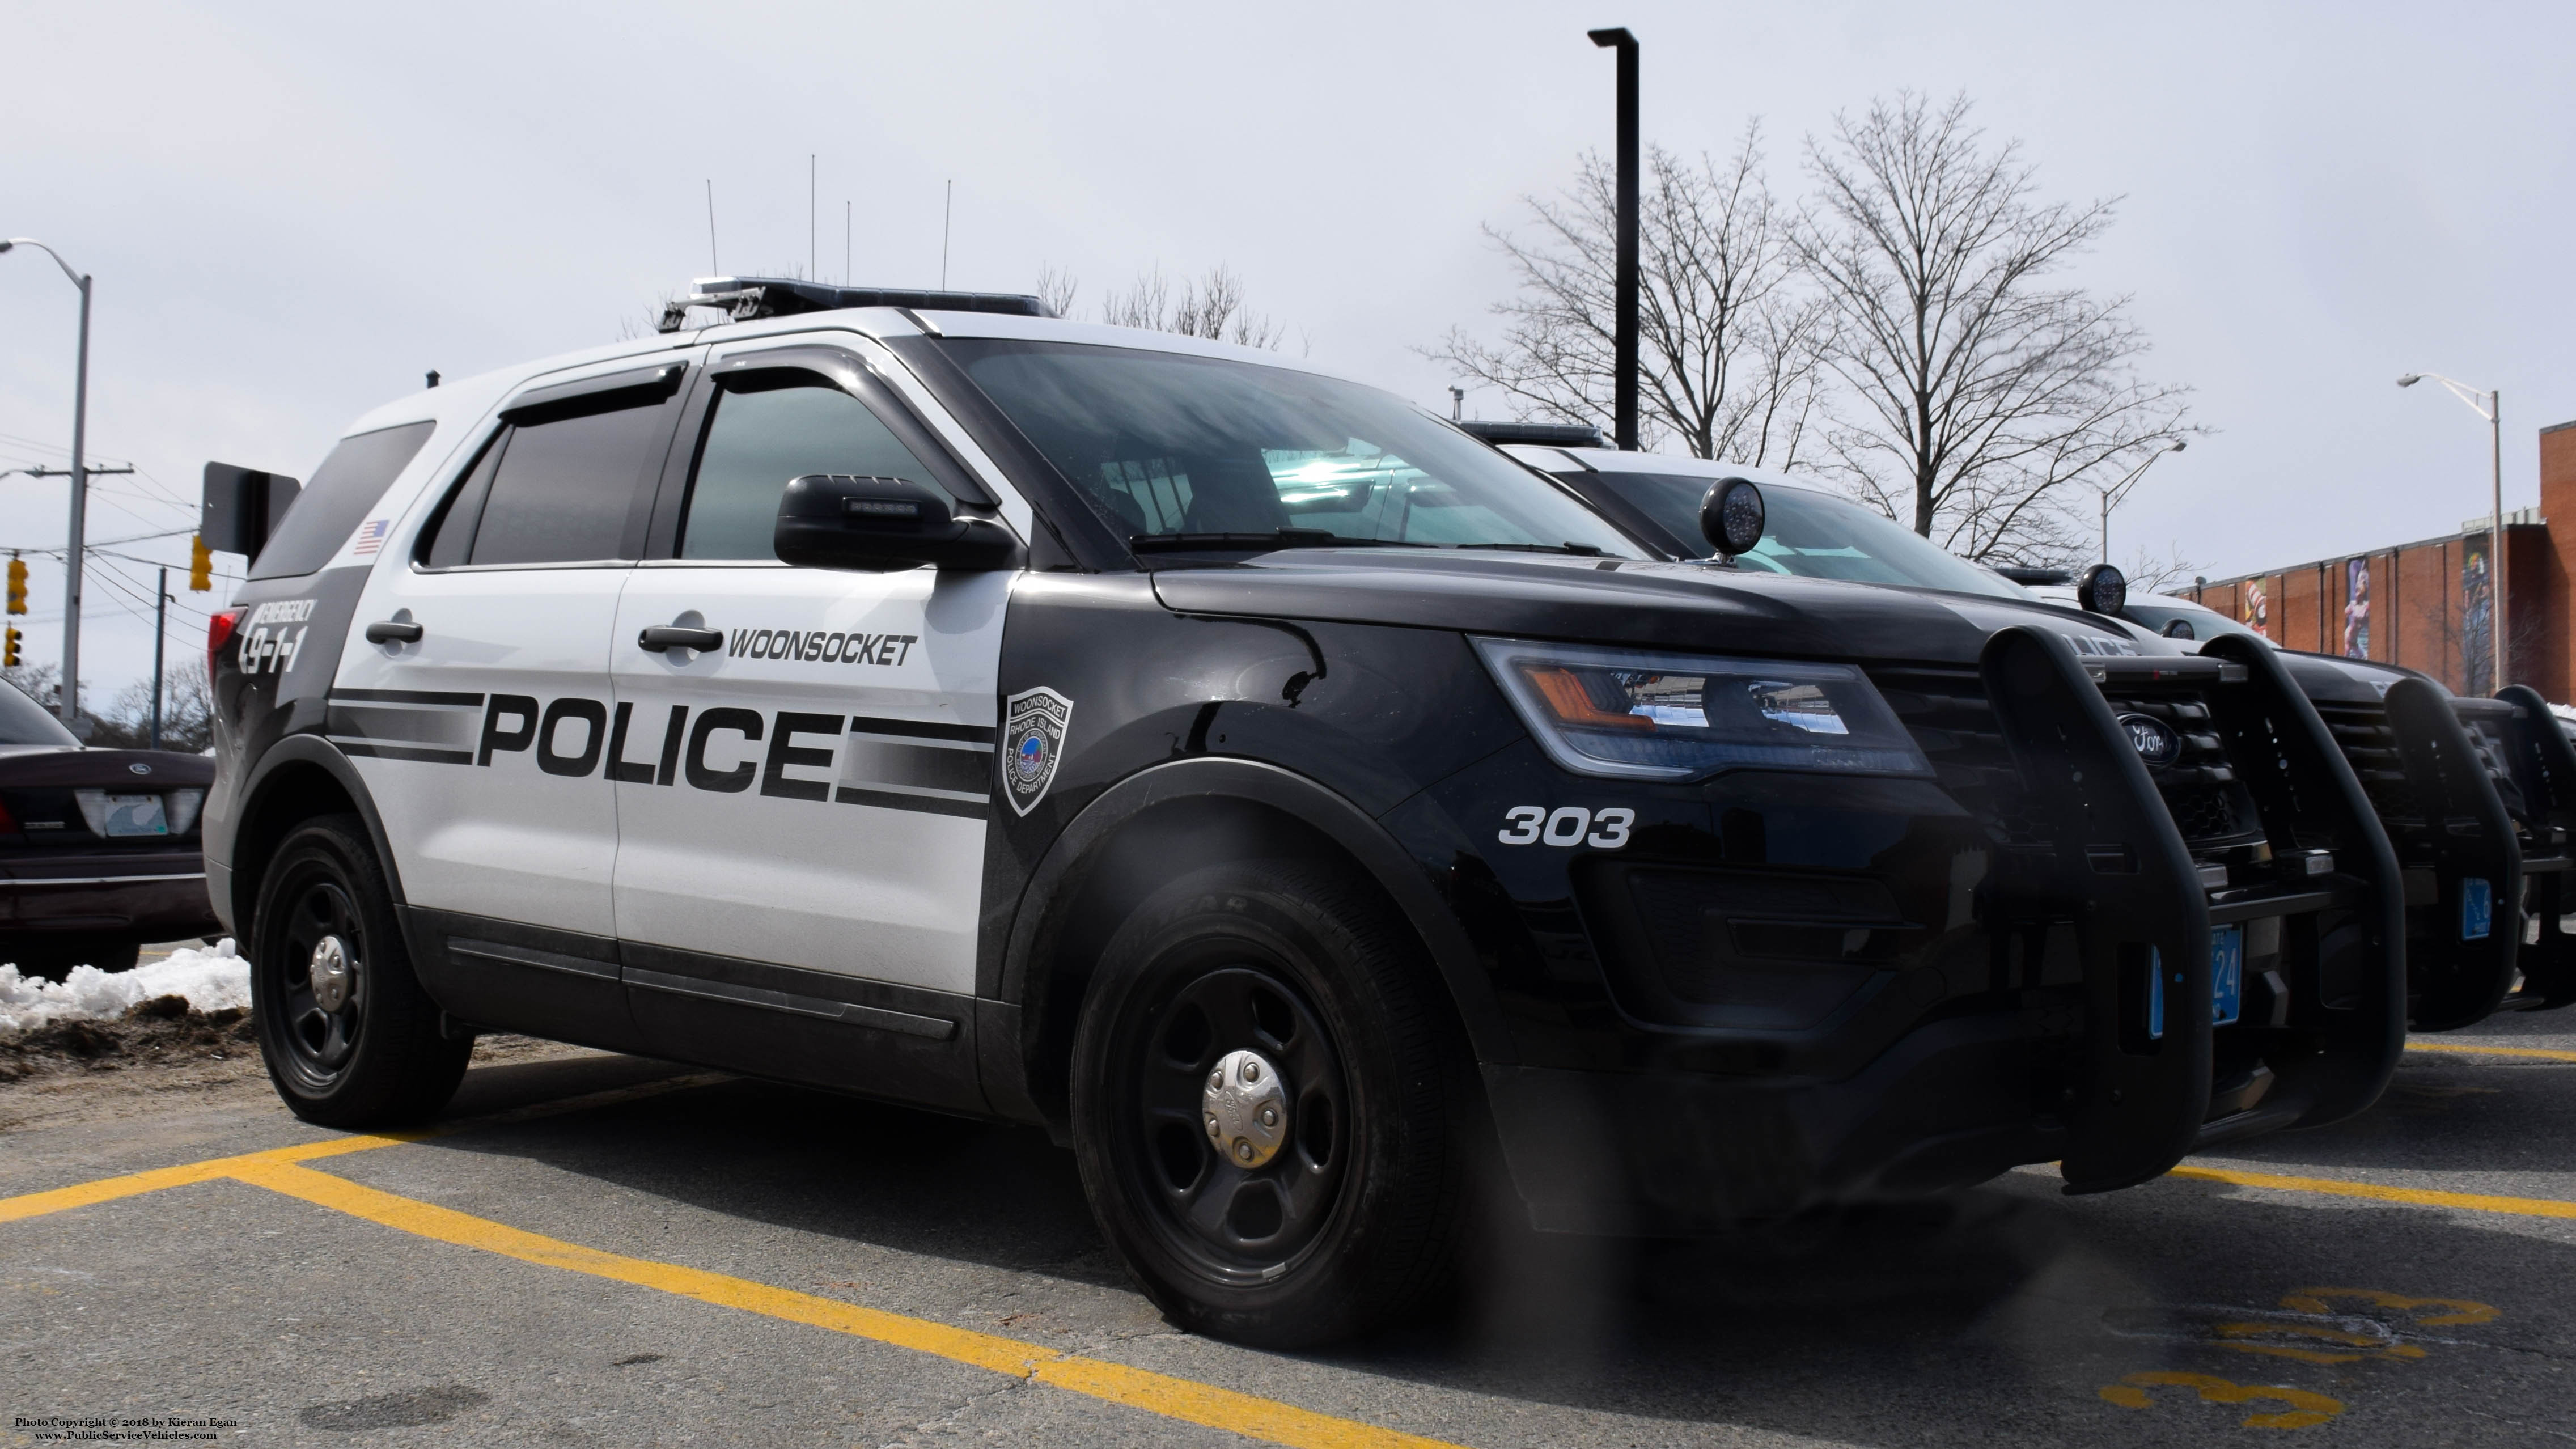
[{"xmin": 7, "ymin": 1, "xmax": 2573, "ymax": 701}]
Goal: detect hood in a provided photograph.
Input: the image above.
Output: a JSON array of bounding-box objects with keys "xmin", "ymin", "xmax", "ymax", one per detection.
[
  {"xmin": 1148, "ymin": 550, "xmax": 2181, "ymax": 668},
  {"xmin": 2270, "ymin": 650, "xmax": 2442, "ymax": 705}
]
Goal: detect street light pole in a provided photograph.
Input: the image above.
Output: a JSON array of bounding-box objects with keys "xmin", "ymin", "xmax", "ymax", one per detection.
[
  {"xmin": 2098, "ymin": 439, "xmax": 2187, "ymax": 565},
  {"xmin": 0, "ymin": 239, "xmax": 96, "ymax": 726},
  {"xmin": 1587, "ymin": 27, "xmax": 1639, "ymax": 451},
  {"xmin": 2398, "ymin": 372, "xmax": 2506, "ymax": 689}
]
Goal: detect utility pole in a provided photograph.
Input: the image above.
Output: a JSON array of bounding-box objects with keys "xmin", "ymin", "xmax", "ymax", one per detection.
[
  {"xmin": 1588, "ymin": 27, "xmax": 1640, "ymax": 451},
  {"xmin": 21, "ymin": 455, "xmax": 133, "ymax": 727},
  {"xmin": 150, "ymin": 566, "xmax": 168, "ymax": 750}
]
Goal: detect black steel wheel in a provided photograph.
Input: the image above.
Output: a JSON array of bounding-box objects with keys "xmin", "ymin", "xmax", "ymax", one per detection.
[
  {"xmin": 251, "ymin": 814, "xmax": 468, "ymax": 1126},
  {"xmin": 1071, "ymin": 859, "xmax": 1473, "ymax": 1347}
]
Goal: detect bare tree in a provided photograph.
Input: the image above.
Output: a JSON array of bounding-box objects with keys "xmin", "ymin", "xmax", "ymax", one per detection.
[
  {"xmin": 1035, "ymin": 262, "xmax": 1080, "ymax": 320},
  {"xmin": 1097, "ymin": 265, "xmax": 1282, "ymax": 349},
  {"xmin": 88, "ymin": 662, "xmax": 215, "ymax": 753},
  {"xmin": 1425, "ymin": 126, "xmax": 1829, "ymax": 464},
  {"xmin": 1797, "ymin": 93, "xmax": 2197, "ymax": 565},
  {"xmin": 2117, "ymin": 543, "xmax": 2202, "ymax": 597}
]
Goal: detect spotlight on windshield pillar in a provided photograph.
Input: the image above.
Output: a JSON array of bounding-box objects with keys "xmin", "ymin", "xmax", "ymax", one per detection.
[
  {"xmin": 2078, "ymin": 563, "xmax": 2129, "ymax": 616},
  {"xmin": 1700, "ymin": 477, "xmax": 1766, "ymax": 558}
]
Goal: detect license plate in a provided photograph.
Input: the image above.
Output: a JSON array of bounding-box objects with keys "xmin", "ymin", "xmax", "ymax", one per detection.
[
  {"xmin": 2210, "ymin": 924, "xmax": 2244, "ymax": 1027},
  {"xmin": 2147, "ymin": 925, "xmax": 2247, "ymax": 1038},
  {"xmin": 102, "ymin": 794, "xmax": 168, "ymax": 837}
]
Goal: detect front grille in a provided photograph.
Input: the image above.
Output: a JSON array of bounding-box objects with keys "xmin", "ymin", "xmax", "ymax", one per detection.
[
  {"xmin": 1871, "ymin": 666, "xmax": 2261, "ymax": 847},
  {"xmin": 1871, "ymin": 667, "xmax": 2043, "ymax": 844},
  {"xmin": 2462, "ymin": 717, "xmax": 2532, "ymax": 822},
  {"xmin": 2312, "ymin": 700, "xmax": 2414, "ymax": 823},
  {"xmin": 2102, "ymin": 694, "xmax": 2247, "ymax": 841}
]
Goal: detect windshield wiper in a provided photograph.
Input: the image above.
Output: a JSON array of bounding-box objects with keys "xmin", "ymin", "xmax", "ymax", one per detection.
[
  {"xmin": 1128, "ymin": 530, "xmax": 1416, "ymax": 553},
  {"xmin": 1451, "ymin": 541, "xmax": 1609, "ymax": 557}
]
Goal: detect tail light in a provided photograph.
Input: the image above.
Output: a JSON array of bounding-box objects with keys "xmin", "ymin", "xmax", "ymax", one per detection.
[{"xmin": 207, "ymin": 608, "xmax": 242, "ymax": 679}]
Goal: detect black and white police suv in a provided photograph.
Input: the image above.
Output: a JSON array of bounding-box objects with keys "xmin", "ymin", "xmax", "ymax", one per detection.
[{"xmin": 205, "ymin": 281, "xmax": 2399, "ymax": 1346}]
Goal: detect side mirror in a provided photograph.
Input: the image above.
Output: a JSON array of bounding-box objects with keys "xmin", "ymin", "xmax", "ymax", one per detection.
[
  {"xmin": 1698, "ymin": 477, "xmax": 1766, "ymax": 558},
  {"xmin": 201, "ymin": 462, "xmax": 301, "ymax": 560},
  {"xmin": 774, "ymin": 474, "xmax": 1024, "ymax": 573},
  {"xmin": 2077, "ymin": 562, "xmax": 2128, "ymax": 615}
]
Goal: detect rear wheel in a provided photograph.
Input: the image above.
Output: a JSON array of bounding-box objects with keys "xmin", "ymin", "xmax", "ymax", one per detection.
[
  {"xmin": 1070, "ymin": 860, "xmax": 1473, "ymax": 1347},
  {"xmin": 251, "ymin": 814, "xmax": 468, "ymax": 1126}
]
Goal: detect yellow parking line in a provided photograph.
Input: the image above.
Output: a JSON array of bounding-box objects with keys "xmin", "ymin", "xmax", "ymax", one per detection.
[
  {"xmin": 0, "ymin": 1133, "xmax": 420, "ymax": 1225},
  {"xmin": 0, "ymin": 1070, "xmax": 727, "ymax": 1225},
  {"xmin": 2172, "ymin": 1164, "xmax": 2576, "ymax": 1220},
  {"xmin": 2408, "ymin": 1040, "xmax": 2576, "ymax": 1064},
  {"xmin": 220, "ymin": 1156, "xmax": 1465, "ymax": 1449}
]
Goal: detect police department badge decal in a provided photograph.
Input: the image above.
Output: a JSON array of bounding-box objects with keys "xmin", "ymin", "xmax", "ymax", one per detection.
[{"xmin": 1003, "ymin": 687, "xmax": 1074, "ymax": 816}]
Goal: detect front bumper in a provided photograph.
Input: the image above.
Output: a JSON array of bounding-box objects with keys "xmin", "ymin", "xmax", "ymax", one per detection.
[{"xmin": 1430, "ymin": 628, "xmax": 2401, "ymax": 1228}]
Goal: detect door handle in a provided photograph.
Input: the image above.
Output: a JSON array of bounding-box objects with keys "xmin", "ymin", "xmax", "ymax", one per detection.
[
  {"xmin": 638, "ymin": 625, "xmax": 725, "ymax": 654},
  {"xmin": 364, "ymin": 621, "xmax": 423, "ymax": 644}
]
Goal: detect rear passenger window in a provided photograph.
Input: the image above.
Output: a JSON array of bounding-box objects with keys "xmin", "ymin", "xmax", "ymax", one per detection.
[
  {"xmin": 249, "ymin": 421, "xmax": 435, "ymax": 579},
  {"xmin": 681, "ymin": 376, "xmax": 937, "ymax": 560},
  {"xmin": 422, "ymin": 397, "xmax": 670, "ymax": 567}
]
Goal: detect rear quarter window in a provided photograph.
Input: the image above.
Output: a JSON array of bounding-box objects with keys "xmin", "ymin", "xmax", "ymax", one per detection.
[{"xmin": 250, "ymin": 421, "xmax": 437, "ymax": 579}]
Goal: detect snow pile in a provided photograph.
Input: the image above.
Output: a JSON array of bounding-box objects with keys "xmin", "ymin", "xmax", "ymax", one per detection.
[{"xmin": 0, "ymin": 940, "xmax": 247, "ymax": 1035}]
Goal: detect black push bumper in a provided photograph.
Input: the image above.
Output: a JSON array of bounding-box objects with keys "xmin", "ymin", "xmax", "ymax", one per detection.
[{"xmin": 1478, "ymin": 629, "xmax": 2405, "ymax": 1228}]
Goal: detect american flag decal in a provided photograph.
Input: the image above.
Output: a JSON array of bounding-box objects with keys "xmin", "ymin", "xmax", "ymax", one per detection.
[{"xmin": 351, "ymin": 519, "xmax": 392, "ymax": 556}]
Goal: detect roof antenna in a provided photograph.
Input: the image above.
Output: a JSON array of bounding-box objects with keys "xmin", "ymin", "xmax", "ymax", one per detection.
[
  {"xmin": 843, "ymin": 200, "xmax": 851, "ymax": 287},
  {"xmin": 942, "ymin": 180, "xmax": 953, "ymax": 290},
  {"xmin": 705, "ymin": 179, "xmax": 719, "ymax": 274},
  {"xmin": 808, "ymin": 154, "xmax": 816, "ymax": 281},
  {"xmin": 426, "ymin": 370, "xmax": 440, "ymax": 389}
]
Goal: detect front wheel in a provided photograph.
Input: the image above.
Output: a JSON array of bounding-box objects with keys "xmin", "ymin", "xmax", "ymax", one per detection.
[
  {"xmin": 251, "ymin": 815, "xmax": 468, "ymax": 1126},
  {"xmin": 1070, "ymin": 860, "xmax": 1474, "ymax": 1347}
]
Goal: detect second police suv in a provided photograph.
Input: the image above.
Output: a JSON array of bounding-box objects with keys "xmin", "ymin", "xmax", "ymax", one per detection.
[{"xmin": 202, "ymin": 279, "xmax": 2405, "ymax": 1346}]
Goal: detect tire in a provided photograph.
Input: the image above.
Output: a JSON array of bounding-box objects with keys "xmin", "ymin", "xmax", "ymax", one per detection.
[
  {"xmin": 1069, "ymin": 859, "xmax": 1474, "ymax": 1347},
  {"xmin": 249, "ymin": 814, "xmax": 469, "ymax": 1126}
]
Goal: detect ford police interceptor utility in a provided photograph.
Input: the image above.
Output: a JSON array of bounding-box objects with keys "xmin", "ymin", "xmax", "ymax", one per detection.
[
  {"xmin": 1501, "ymin": 438, "xmax": 2569, "ymax": 1042},
  {"xmin": 205, "ymin": 278, "xmax": 2403, "ymax": 1346}
]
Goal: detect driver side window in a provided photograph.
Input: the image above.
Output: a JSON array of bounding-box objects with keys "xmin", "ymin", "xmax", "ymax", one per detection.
[{"xmin": 681, "ymin": 376, "xmax": 937, "ymax": 560}]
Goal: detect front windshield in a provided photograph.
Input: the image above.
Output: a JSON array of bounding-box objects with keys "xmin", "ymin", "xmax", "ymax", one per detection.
[
  {"xmin": 946, "ymin": 340, "xmax": 1639, "ymax": 556},
  {"xmin": 2122, "ymin": 598, "xmax": 2271, "ymax": 646},
  {"xmin": 1582, "ymin": 471, "xmax": 2025, "ymax": 599}
]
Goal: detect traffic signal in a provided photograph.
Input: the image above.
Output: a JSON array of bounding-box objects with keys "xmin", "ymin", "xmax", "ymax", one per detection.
[
  {"xmin": 5, "ymin": 626, "xmax": 22, "ymax": 668},
  {"xmin": 188, "ymin": 536, "xmax": 213, "ymax": 592},
  {"xmin": 5, "ymin": 556, "xmax": 24, "ymax": 616}
]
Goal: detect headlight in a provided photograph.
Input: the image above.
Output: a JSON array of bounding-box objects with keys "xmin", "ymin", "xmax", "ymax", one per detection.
[{"xmin": 1471, "ymin": 637, "xmax": 1931, "ymax": 782}]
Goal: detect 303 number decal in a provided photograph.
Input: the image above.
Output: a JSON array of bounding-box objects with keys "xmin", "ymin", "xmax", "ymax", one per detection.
[{"xmin": 1497, "ymin": 806, "xmax": 1633, "ymax": 849}]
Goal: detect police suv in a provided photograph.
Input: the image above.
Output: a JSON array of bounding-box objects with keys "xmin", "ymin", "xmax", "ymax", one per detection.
[{"xmin": 206, "ymin": 280, "xmax": 2402, "ymax": 1346}]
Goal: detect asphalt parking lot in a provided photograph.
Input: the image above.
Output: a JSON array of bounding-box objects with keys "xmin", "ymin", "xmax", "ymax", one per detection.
[{"xmin": 4, "ymin": 1010, "xmax": 2573, "ymax": 1448}]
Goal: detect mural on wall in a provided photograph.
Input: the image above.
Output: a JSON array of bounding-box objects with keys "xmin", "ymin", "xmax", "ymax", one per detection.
[
  {"xmin": 2342, "ymin": 558, "xmax": 2371, "ymax": 658},
  {"xmin": 2463, "ymin": 543, "xmax": 2494, "ymax": 696},
  {"xmin": 2243, "ymin": 578, "xmax": 2270, "ymax": 639}
]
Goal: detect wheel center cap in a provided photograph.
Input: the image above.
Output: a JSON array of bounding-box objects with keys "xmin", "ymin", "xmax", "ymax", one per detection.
[
  {"xmin": 1204, "ymin": 1048, "xmax": 1290, "ymax": 1170},
  {"xmin": 310, "ymin": 935, "xmax": 353, "ymax": 1014}
]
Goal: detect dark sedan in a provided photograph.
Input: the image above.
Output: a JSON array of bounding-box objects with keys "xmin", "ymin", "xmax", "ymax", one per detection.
[{"xmin": 0, "ymin": 680, "xmax": 221, "ymax": 977}]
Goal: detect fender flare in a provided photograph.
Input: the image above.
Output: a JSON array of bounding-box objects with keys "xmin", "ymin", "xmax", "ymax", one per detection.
[
  {"xmin": 226, "ymin": 734, "xmax": 408, "ymax": 927},
  {"xmin": 993, "ymin": 756, "xmax": 1515, "ymax": 1096}
]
